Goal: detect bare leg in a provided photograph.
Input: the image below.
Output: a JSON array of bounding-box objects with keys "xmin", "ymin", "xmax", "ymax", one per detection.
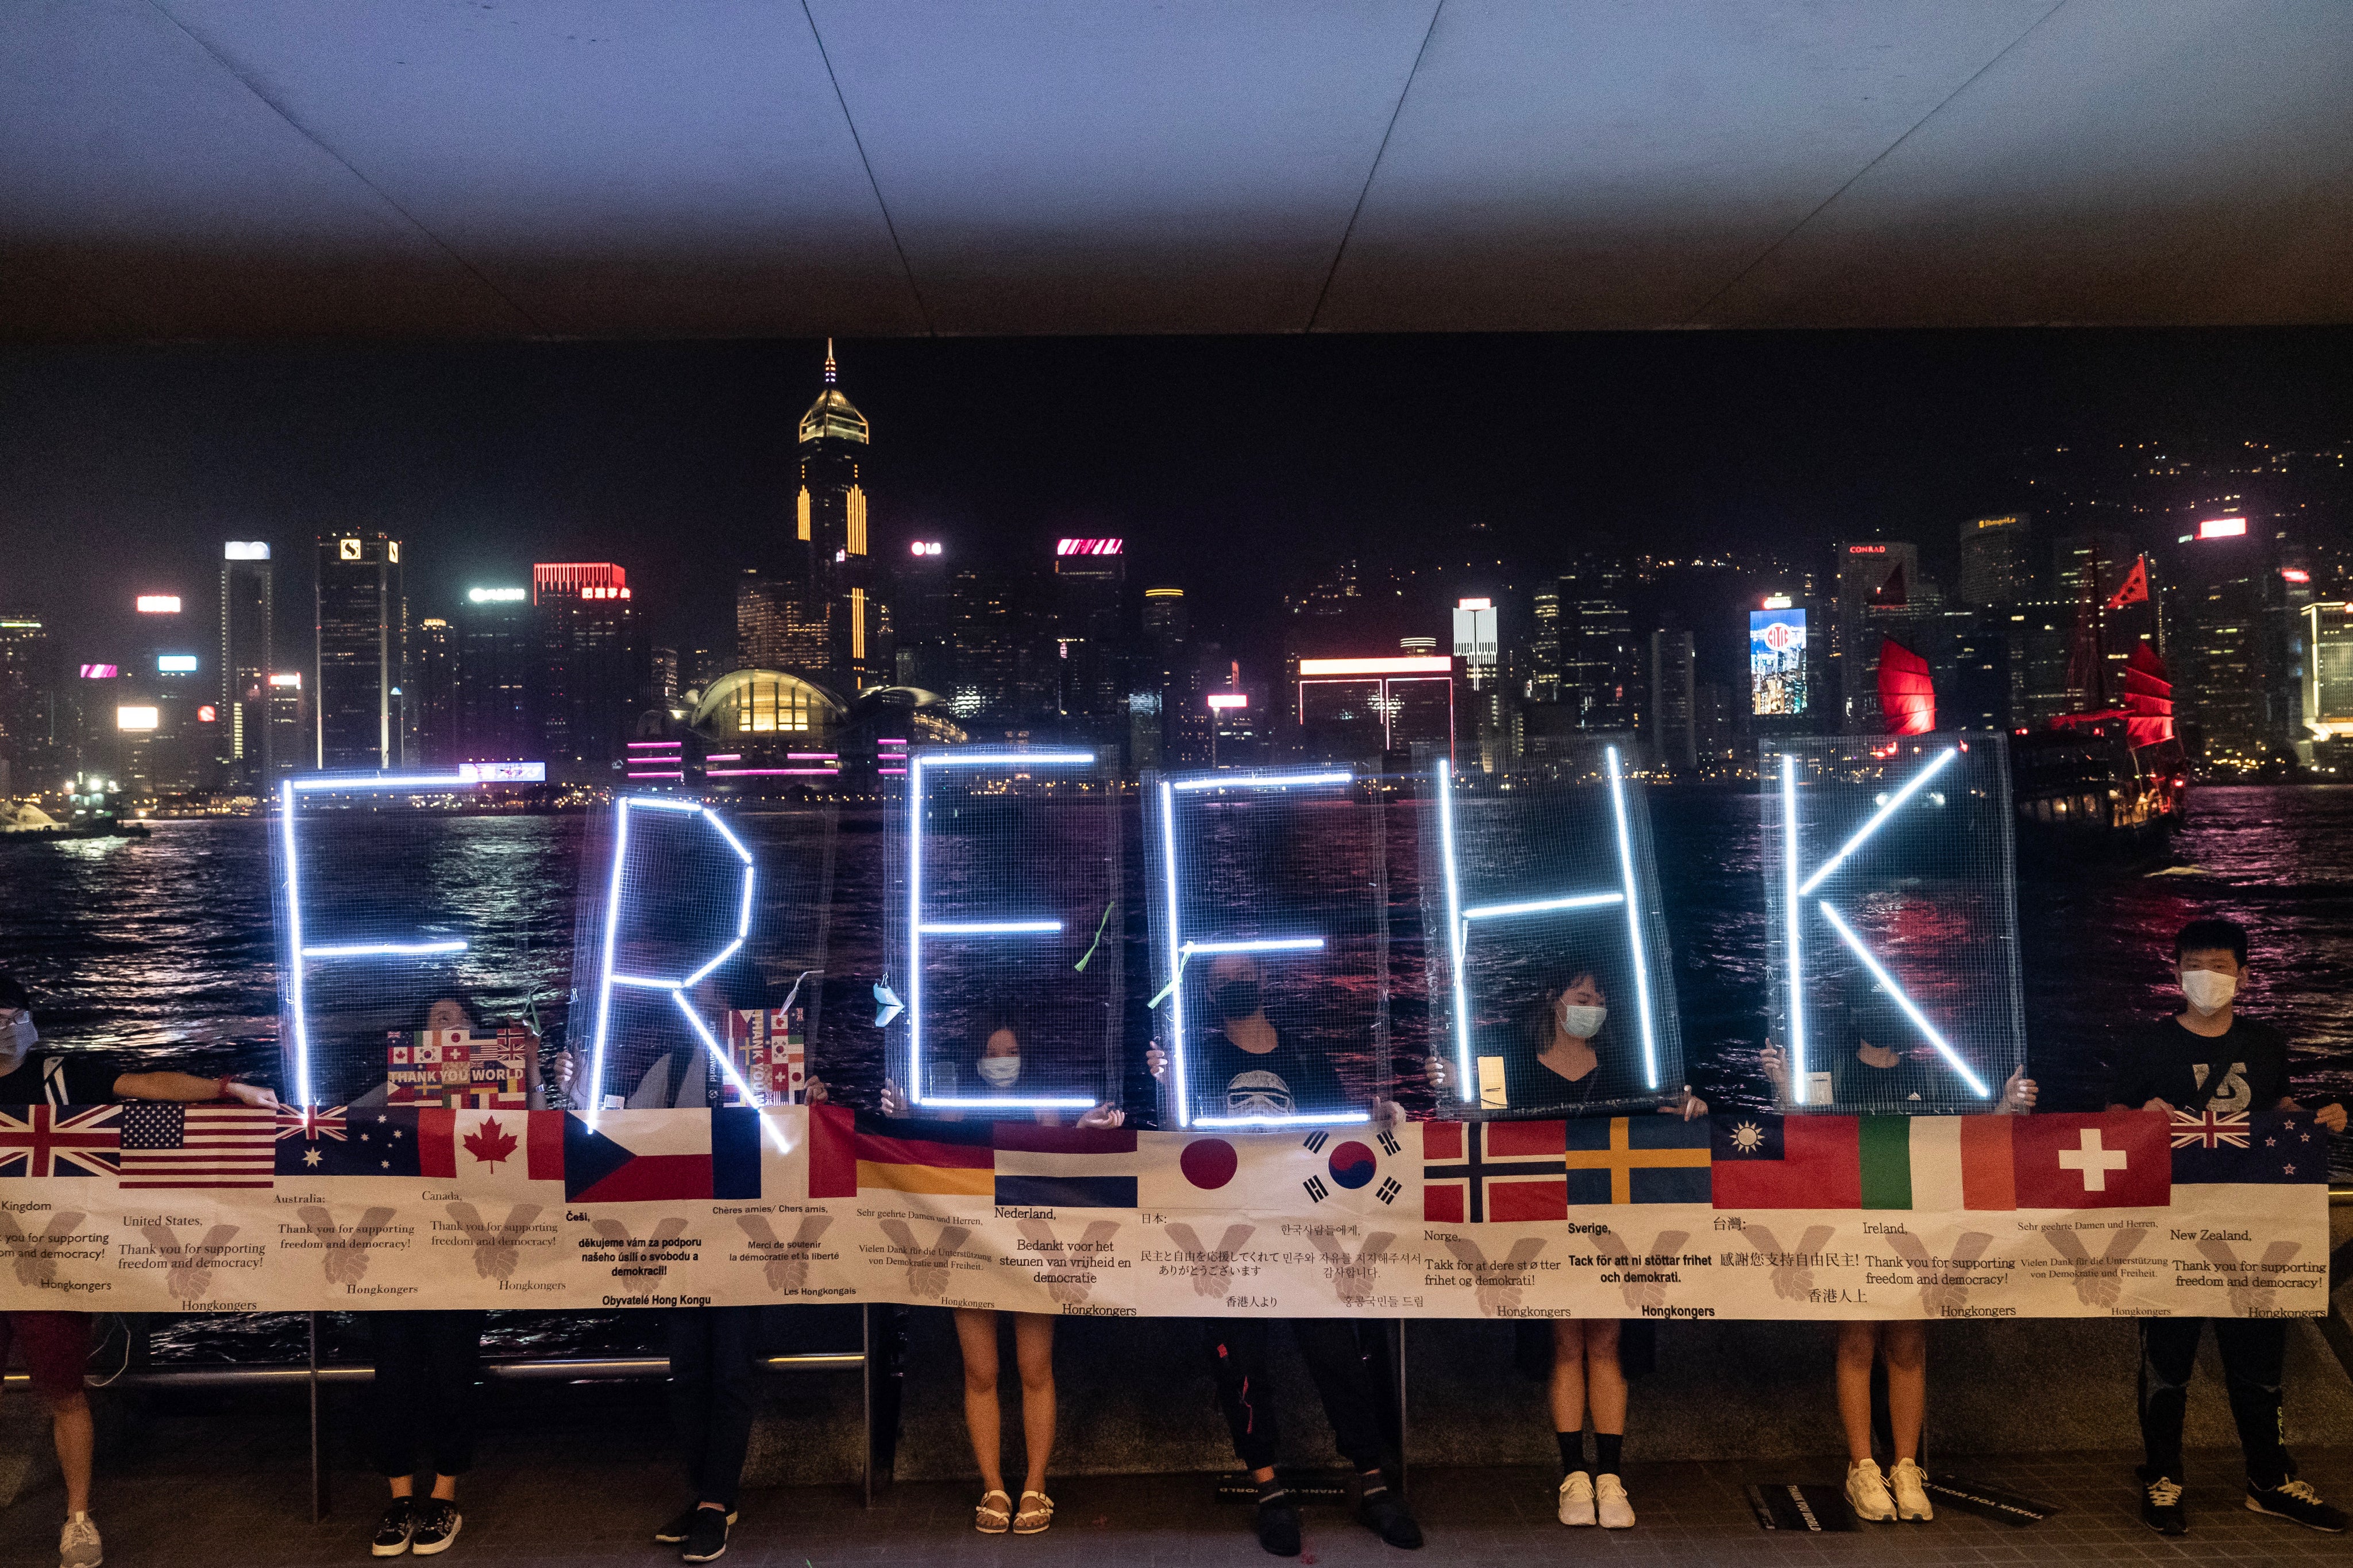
[
  {"xmin": 1835, "ymin": 1322, "xmax": 1881, "ymax": 1465},
  {"xmin": 1548, "ymin": 1319, "xmax": 1588, "ymax": 1442},
  {"xmin": 1881, "ymin": 1322, "xmax": 1927, "ymax": 1464},
  {"xmin": 954, "ymin": 1308, "xmax": 1006, "ymax": 1496},
  {"xmin": 1582, "ymin": 1320, "xmax": 1626, "ymax": 1437},
  {"xmin": 48, "ymin": 1392, "xmax": 91, "ymax": 1516},
  {"xmin": 388, "ymin": 1475, "xmax": 415, "ymax": 1500},
  {"xmin": 430, "ymin": 1473, "xmax": 459, "ymax": 1503},
  {"xmin": 1012, "ymin": 1313, "xmax": 1056, "ymax": 1496}
]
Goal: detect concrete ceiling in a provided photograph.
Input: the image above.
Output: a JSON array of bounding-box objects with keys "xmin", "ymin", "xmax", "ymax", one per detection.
[{"xmin": 3, "ymin": 0, "xmax": 2350, "ymax": 342}]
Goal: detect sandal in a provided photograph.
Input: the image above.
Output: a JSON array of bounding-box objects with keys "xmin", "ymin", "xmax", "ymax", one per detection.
[
  {"xmin": 974, "ymin": 1489, "xmax": 1012, "ymax": 1534},
  {"xmin": 1013, "ymin": 1491, "xmax": 1054, "ymax": 1534}
]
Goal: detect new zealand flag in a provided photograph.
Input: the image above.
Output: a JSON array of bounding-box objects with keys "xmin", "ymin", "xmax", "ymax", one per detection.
[{"xmin": 2171, "ymin": 1110, "xmax": 2327, "ymax": 1185}]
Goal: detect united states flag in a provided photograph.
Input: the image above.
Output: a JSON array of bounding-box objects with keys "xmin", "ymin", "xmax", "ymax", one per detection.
[{"xmin": 118, "ymin": 1104, "xmax": 276, "ymax": 1189}]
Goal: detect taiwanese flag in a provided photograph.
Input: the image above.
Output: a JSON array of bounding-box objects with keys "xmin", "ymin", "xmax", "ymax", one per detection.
[
  {"xmin": 807, "ymin": 1104, "xmax": 993, "ymax": 1199},
  {"xmin": 564, "ymin": 1109, "xmax": 761, "ymax": 1203},
  {"xmin": 2011, "ymin": 1111, "xmax": 2169, "ymax": 1208},
  {"xmin": 1709, "ymin": 1115, "xmax": 1861, "ymax": 1208}
]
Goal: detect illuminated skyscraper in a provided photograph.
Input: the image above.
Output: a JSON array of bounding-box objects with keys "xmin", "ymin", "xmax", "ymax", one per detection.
[
  {"xmin": 534, "ymin": 562, "xmax": 643, "ymax": 770},
  {"xmin": 769, "ymin": 339, "xmax": 881, "ymax": 693},
  {"xmin": 1833, "ymin": 540, "xmax": 1920, "ymax": 732},
  {"xmin": 1054, "ymin": 538, "xmax": 1127, "ymax": 720},
  {"xmin": 414, "ymin": 617, "xmax": 457, "ymax": 764},
  {"xmin": 314, "ymin": 532, "xmax": 406, "ymax": 770},
  {"xmin": 0, "ymin": 612, "xmax": 60, "ymax": 793},
  {"xmin": 1556, "ymin": 558, "xmax": 1637, "ymax": 730},
  {"xmin": 1648, "ymin": 629, "xmax": 1697, "ymax": 771},
  {"xmin": 892, "ymin": 539, "xmax": 954, "ymax": 692},
  {"xmin": 1957, "ymin": 514, "xmax": 2031, "ymax": 606},
  {"xmin": 219, "ymin": 542, "xmax": 273, "ymax": 786}
]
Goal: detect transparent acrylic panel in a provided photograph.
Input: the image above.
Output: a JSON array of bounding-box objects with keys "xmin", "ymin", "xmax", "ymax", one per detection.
[
  {"xmin": 1760, "ymin": 733, "xmax": 2023, "ymax": 1114},
  {"xmin": 1144, "ymin": 768, "xmax": 1389, "ymax": 1131},
  {"xmin": 1419, "ymin": 751, "xmax": 1683, "ymax": 1118},
  {"xmin": 881, "ymin": 749, "xmax": 1122, "ymax": 1114},
  {"xmin": 567, "ymin": 795, "xmax": 835, "ymax": 1113},
  {"xmin": 271, "ymin": 774, "xmax": 580, "ymax": 1111}
]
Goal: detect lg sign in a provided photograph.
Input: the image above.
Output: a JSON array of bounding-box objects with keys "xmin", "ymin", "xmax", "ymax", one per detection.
[{"xmin": 909, "ymin": 541, "xmax": 942, "ymax": 557}]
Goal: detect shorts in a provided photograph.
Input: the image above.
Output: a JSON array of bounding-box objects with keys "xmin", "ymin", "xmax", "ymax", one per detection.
[{"xmin": 0, "ymin": 1313, "xmax": 90, "ymax": 1400}]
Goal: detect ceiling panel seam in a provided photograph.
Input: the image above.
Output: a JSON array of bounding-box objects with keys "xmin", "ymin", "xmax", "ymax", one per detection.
[
  {"xmin": 1305, "ymin": 0, "xmax": 1446, "ymax": 334},
  {"xmin": 141, "ymin": 0, "xmax": 547, "ymax": 334},
  {"xmin": 800, "ymin": 0, "xmax": 935, "ymax": 337},
  {"xmin": 1681, "ymin": 0, "xmax": 2072, "ymax": 326}
]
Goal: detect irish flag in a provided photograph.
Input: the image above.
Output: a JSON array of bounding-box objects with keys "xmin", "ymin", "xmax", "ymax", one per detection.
[{"xmin": 1857, "ymin": 1115, "xmax": 2020, "ymax": 1211}]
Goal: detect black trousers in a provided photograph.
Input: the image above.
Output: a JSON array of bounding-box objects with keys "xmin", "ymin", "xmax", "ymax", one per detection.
[
  {"xmin": 1204, "ymin": 1319, "xmax": 1387, "ymax": 1475},
  {"xmin": 368, "ymin": 1310, "xmax": 485, "ymax": 1478},
  {"xmin": 668, "ymin": 1306, "xmax": 762, "ymax": 1510},
  {"xmin": 2138, "ymin": 1317, "xmax": 2291, "ymax": 1487}
]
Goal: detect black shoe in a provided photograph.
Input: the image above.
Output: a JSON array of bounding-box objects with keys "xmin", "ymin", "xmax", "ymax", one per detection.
[
  {"xmin": 371, "ymin": 1498, "xmax": 416, "ymax": 1557},
  {"xmin": 2139, "ymin": 1474, "xmax": 2186, "ymax": 1536},
  {"xmin": 654, "ymin": 1506, "xmax": 739, "ymax": 1544},
  {"xmin": 1254, "ymin": 1492, "xmax": 1301, "ymax": 1557},
  {"xmin": 2246, "ymin": 1478, "xmax": 2348, "ymax": 1532},
  {"xmin": 680, "ymin": 1505, "xmax": 731, "ymax": 1563},
  {"xmin": 409, "ymin": 1500, "xmax": 462, "ymax": 1557},
  {"xmin": 1357, "ymin": 1489, "xmax": 1424, "ymax": 1550}
]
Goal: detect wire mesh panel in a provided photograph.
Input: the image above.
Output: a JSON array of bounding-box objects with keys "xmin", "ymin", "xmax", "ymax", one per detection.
[
  {"xmin": 880, "ymin": 749, "xmax": 1120, "ymax": 1114},
  {"xmin": 1144, "ymin": 768, "xmax": 1389, "ymax": 1130},
  {"xmin": 270, "ymin": 774, "xmax": 580, "ymax": 1111},
  {"xmin": 1420, "ymin": 750, "xmax": 1683, "ymax": 1117},
  {"xmin": 1761, "ymin": 733, "xmax": 2023, "ymax": 1113},
  {"xmin": 567, "ymin": 795, "xmax": 835, "ymax": 1115}
]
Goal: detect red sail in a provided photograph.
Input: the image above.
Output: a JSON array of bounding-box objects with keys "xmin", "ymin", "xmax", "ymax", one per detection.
[
  {"xmin": 1877, "ymin": 638, "xmax": 1936, "ymax": 736},
  {"xmin": 2120, "ymin": 641, "xmax": 2174, "ymax": 747}
]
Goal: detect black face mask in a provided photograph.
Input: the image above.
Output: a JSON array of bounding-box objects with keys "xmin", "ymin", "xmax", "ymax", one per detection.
[{"xmin": 1213, "ymin": 978, "xmax": 1262, "ymax": 1024}]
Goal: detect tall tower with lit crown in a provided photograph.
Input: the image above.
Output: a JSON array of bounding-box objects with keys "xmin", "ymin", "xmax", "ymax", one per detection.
[{"xmin": 760, "ymin": 339, "xmax": 880, "ymax": 693}]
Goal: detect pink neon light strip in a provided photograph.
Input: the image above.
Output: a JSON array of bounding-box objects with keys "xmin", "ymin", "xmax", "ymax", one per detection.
[
  {"xmin": 627, "ymin": 741, "xmax": 681, "ymax": 750},
  {"xmin": 786, "ymin": 752, "xmax": 839, "ymax": 760},
  {"xmin": 877, "ymin": 738, "xmax": 908, "ymax": 746},
  {"xmin": 706, "ymin": 767, "xmax": 838, "ymax": 777},
  {"xmin": 879, "ymin": 767, "xmax": 909, "ymax": 775},
  {"xmin": 705, "ymin": 754, "xmax": 742, "ymax": 762},
  {"xmin": 627, "ymin": 771, "xmax": 685, "ymax": 780}
]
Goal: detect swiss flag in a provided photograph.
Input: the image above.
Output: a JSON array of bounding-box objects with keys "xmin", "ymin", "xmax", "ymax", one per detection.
[
  {"xmin": 2105, "ymin": 555, "xmax": 2150, "ymax": 610},
  {"xmin": 2012, "ymin": 1112, "xmax": 2169, "ymax": 1208}
]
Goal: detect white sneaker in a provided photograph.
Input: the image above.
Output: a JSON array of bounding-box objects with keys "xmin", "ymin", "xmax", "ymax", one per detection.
[
  {"xmin": 1890, "ymin": 1458, "xmax": 1934, "ymax": 1521},
  {"xmin": 59, "ymin": 1512, "xmax": 102, "ymax": 1568},
  {"xmin": 1557, "ymin": 1470, "xmax": 1595, "ymax": 1526},
  {"xmin": 1596, "ymin": 1473, "xmax": 1635, "ymax": 1529},
  {"xmin": 1847, "ymin": 1459, "xmax": 1897, "ymax": 1523}
]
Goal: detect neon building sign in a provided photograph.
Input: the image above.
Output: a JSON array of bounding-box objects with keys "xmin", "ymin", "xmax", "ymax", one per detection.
[
  {"xmin": 1430, "ymin": 749, "xmax": 1660, "ymax": 1106},
  {"xmin": 901, "ymin": 751, "xmax": 1098, "ymax": 1111}
]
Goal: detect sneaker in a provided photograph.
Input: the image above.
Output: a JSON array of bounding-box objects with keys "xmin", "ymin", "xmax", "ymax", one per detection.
[
  {"xmin": 1596, "ymin": 1473, "xmax": 1635, "ymax": 1530},
  {"xmin": 371, "ymin": 1499, "xmax": 416, "ymax": 1557},
  {"xmin": 1254, "ymin": 1491, "xmax": 1302, "ymax": 1558},
  {"xmin": 1846, "ymin": 1459, "xmax": 1896, "ymax": 1523},
  {"xmin": 1890, "ymin": 1458, "xmax": 1932, "ymax": 1522},
  {"xmin": 2140, "ymin": 1474, "xmax": 2187, "ymax": 1536},
  {"xmin": 58, "ymin": 1512, "xmax": 102, "ymax": 1568},
  {"xmin": 1557, "ymin": 1470, "xmax": 1595, "ymax": 1526},
  {"xmin": 2246, "ymin": 1478, "xmax": 2348, "ymax": 1532},
  {"xmin": 1356, "ymin": 1488, "xmax": 1423, "ymax": 1549},
  {"xmin": 654, "ymin": 1507, "xmax": 738, "ymax": 1544},
  {"xmin": 680, "ymin": 1505, "xmax": 731, "ymax": 1563},
  {"xmin": 409, "ymin": 1500, "xmax": 461, "ymax": 1557}
]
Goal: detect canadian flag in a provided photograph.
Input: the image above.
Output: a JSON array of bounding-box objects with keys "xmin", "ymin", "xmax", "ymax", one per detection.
[{"xmin": 419, "ymin": 1108, "xmax": 564, "ymax": 1195}]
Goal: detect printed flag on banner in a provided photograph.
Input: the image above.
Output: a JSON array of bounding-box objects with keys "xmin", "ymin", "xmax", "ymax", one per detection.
[
  {"xmin": 992, "ymin": 1123, "xmax": 1141, "ymax": 1209},
  {"xmin": 280, "ymin": 1106, "xmax": 421, "ymax": 1177},
  {"xmin": 419, "ymin": 1108, "xmax": 564, "ymax": 1194},
  {"xmin": 1138, "ymin": 1127, "xmax": 1409, "ymax": 1215},
  {"xmin": 118, "ymin": 1104, "xmax": 275, "ymax": 1190},
  {"xmin": 1711, "ymin": 1115, "xmax": 1861, "ymax": 1208},
  {"xmin": 564, "ymin": 1110, "xmax": 761, "ymax": 1203},
  {"xmin": 2009, "ymin": 1111, "xmax": 2168, "ymax": 1208},
  {"xmin": 1565, "ymin": 1117, "xmax": 1712, "ymax": 1204},
  {"xmin": 1423, "ymin": 1121, "xmax": 1568, "ymax": 1222},
  {"xmin": 1710, "ymin": 1113, "xmax": 2169, "ymax": 1211},
  {"xmin": 808, "ymin": 1106, "xmax": 993, "ymax": 1199},
  {"xmin": 2172, "ymin": 1110, "xmax": 2324, "ymax": 1185},
  {"xmin": 0, "ymin": 1105, "xmax": 121, "ymax": 1177},
  {"xmin": 722, "ymin": 1008, "xmax": 806, "ymax": 1106},
  {"xmin": 1855, "ymin": 1115, "xmax": 2019, "ymax": 1211}
]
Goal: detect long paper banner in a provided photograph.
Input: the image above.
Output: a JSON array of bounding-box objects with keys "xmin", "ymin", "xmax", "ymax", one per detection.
[{"xmin": 0, "ymin": 1104, "xmax": 2326, "ymax": 1319}]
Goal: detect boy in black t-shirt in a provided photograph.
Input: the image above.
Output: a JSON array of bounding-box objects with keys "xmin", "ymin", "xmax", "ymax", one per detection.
[{"xmin": 2108, "ymin": 919, "xmax": 2347, "ymax": 1538}]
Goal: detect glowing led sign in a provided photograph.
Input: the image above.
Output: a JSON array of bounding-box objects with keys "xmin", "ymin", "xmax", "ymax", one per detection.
[
  {"xmin": 197, "ymin": 705, "xmax": 217, "ymax": 723},
  {"xmin": 2198, "ymin": 516, "xmax": 2248, "ymax": 539},
  {"xmin": 1456, "ymin": 597, "xmax": 1493, "ymax": 612},
  {"xmin": 1206, "ymin": 693, "xmax": 1248, "ymax": 711},
  {"xmin": 157, "ymin": 654, "xmax": 198, "ymax": 674},
  {"xmin": 135, "ymin": 596, "xmax": 181, "ymax": 614},
  {"xmin": 223, "ymin": 541, "xmax": 271, "ymax": 561},
  {"xmin": 79, "ymin": 665, "xmax": 118, "ymax": 679},
  {"xmin": 468, "ymin": 586, "xmax": 527, "ymax": 604},
  {"xmin": 1055, "ymin": 539, "xmax": 1123, "ymax": 557},
  {"xmin": 909, "ymin": 540, "xmax": 943, "ymax": 557},
  {"xmin": 2281, "ymin": 567, "xmax": 2311, "ymax": 584},
  {"xmin": 1296, "ymin": 656, "xmax": 1451, "ymax": 676},
  {"xmin": 1847, "ymin": 544, "xmax": 1887, "ymax": 555},
  {"xmin": 269, "ymin": 672, "xmax": 302, "ymax": 688},
  {"xmin": 115, "ymin": 706, "xmax": 159, "ymax": 732},
  {"xmin": 1750, "ymin": 608, "xmax": 1808, "ymax": 716},
  {"xmin": 904, "ymin": 751, "xmax": 1099, "ymax": 1111},
  {"xmin": 456, "ymin": 761, "xmax": 547, "ymax": 783},
  {"xmin": 1762, "ymin": 594, "xmax": 1793, "ymax": 610}
]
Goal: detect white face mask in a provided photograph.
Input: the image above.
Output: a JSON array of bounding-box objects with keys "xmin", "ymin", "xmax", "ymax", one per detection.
[
  {"xmin": 2181, "ymin": 970, "xmax": 2237, "ymax": 1014},
  {"xmin": 975, "ymin": 1054, "xmax": 1021, "ymax": 1087},
  {"xmin": 1557, "ymin": 1003, "xmax": 1606, "ymax": 1040},
  {"xmin": 0, "ymin": 1013, "xmax": 34, "ymax": 1075}
]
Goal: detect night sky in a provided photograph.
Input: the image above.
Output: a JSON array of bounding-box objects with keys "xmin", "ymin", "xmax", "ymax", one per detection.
[{"xmin": 2, "ymin": 327, "xmax": 2349, "ymax": 675}]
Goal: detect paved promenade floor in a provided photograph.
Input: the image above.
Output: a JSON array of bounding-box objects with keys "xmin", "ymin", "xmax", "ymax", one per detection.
[{"xmin": 0, "ymin": 1389, "xmax": 2345, "ymax": 1567}]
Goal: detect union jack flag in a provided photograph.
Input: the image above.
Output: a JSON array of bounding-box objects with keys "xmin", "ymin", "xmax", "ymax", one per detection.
[
  {"xmin": 275, "ymin": 1105, "xmax": 349, "ymax": 1143},
  {"xmin": 2170, "ymin": 1110, "xmax": 2251, "ymax": 1150},
  {"xmin": 0, "ymin": 1104, "xmax": 123, "ymax": 1177}
]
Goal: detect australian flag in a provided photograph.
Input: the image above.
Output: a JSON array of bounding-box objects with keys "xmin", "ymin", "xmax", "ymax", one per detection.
[
  {"xmin": 277, "ymin": 1106, "xmax": 422, "ymax": 1177},
  {"xmin": 2171, "ymin": 1110, "xmax": 2325, "ymax": 1185}
]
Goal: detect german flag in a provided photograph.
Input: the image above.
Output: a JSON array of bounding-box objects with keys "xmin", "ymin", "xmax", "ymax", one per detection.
[{"xmin": 808, "ymin": 1105, "xmax": 994, "ymax": 1199}]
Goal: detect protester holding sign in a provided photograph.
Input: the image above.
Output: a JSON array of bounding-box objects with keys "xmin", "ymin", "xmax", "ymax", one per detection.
[
  {"xmin": 2109, "ymin": 917, "xmax": 2347, "ymax": 1538},
  {"xmin": 0, "ymin": 971, "xmax": 278, "ymax": 1568}
]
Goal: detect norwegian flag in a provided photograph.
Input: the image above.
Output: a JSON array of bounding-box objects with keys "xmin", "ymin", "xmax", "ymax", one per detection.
[
  {"xmin": 275, "ymin": 1105, "xmax": 350, "ymax": 1143},
  {"xmin": 2170, "ymin": 1110, "xmax": 2251, "ymax": 1150},
  {"xmin": 0, "ymin": 1104, "xmax": 122, "ymax": 1177}
]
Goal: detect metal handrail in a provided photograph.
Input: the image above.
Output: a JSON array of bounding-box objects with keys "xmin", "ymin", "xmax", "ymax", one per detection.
[{"xmin": 3, "ymin": 1350, "xmax": 863, "ymax": 1391}]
